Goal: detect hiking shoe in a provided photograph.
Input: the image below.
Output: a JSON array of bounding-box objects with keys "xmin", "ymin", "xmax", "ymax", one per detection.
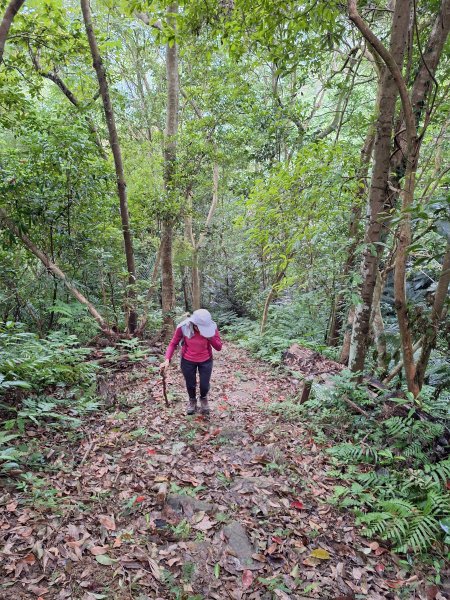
[
  {"xmin": 187, "ymin": 398, "xmax": 197, "ymax": 415},
  {"xmin": 200, "ymin": 397, "xmax": 210, "ymax": 416}
]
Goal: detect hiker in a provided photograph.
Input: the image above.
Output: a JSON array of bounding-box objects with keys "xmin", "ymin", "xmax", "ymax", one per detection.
[{"xmin": 159, "ymin": 309, "xmax": 222, "ymax": 416}]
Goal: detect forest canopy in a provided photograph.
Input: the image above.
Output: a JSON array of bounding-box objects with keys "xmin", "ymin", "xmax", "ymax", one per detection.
[{"xmin": 0, "ymin": 0, "xmax": 450, "ymax": 592}]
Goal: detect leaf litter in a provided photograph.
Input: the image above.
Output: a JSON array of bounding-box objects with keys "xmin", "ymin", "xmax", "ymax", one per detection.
[{"xmin": 0, "ymin": 343, "xmax": 441, "ymax": 599}]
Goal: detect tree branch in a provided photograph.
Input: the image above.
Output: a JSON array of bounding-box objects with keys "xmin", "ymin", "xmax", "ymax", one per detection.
[{"xmin": 0, "ymin": 0, "xmax": 25, "ymax": 63}]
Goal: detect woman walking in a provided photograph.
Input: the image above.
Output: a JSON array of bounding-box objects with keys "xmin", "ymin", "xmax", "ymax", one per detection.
[{"xmin": 160, "ymin": 309, "xmax": 222, "ymax": 416}]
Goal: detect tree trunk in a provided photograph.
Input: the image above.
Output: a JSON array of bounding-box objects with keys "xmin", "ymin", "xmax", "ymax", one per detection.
[
  {"xmin": 370, "ymin": 269, "xmax": 388, "ymax": 373},
  {"xmin": 161, "ymin": 2, "xmax": 179, "ymax": 337},
  {"xmin": 0, "ymin": 0, "xmax": 25, "ymax": 63},
  {"xmin": 394, "ymin": 165, "xmax": 419, "ymax": 395},
  {"xmin": 191, "ymin": 248, "xmax": 201, "ymax": 310},
  {"xmin": 414, "ymin": 242, "xmax": 450, "ymax": 389},
  {"xmin": 388, "ymin": 0, "xmax": 450, "ymax": 187},
  {"xmin": 328, "ymin": 126, "xmax": 376, "ymax": 346},
  {"xmin": 349, "ymin": 0, "xmax": 449, "ymax": 392},
  {"xmin": 348, "ymin": 0, "xmax": 410, "ymax": 373},
  {"xmin": 0, "ymin": 207, "xmax": 112, "ymax": 334},
  {"xmin": 80, "ymin": 0, "xmax": 138, "ymax": 333},
  {"xmin": 339, "ymin": 305, "xmax": 355, "ymax": 365},
  {"xmin": 260, "ymin": 287, "xmax": 276, "ymax": 334}
]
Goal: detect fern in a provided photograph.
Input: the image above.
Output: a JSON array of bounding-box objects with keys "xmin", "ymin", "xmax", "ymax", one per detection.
[{"xmin": 328, "ymin": 442, "xmax": 380, "ymax": 464}]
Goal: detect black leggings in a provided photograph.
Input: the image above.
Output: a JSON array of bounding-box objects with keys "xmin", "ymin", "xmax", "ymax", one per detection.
[{"xmin": 180, "ymin": 357, "xmax": 213, "ymax": 399}]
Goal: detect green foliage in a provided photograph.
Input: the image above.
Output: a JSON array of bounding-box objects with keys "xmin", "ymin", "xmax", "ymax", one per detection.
[
  {"xmin": 0, "ymin": 321, "xmax": 100, "ymax": 474},
  {"xmin": 221, "ymin": 293, "xmax": 330, "ymax": 363},
  {"xmin": 0, "ymin": 321, "xmax": 95, "ymax": 393}
]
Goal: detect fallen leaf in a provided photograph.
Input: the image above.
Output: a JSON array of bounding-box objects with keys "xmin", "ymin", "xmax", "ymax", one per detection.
[
  {"xmin": 290, "ymin": 500, "xmax": 304, "ymax": 510},
  {"xmin": 135, "ymin": 496, "xmax": 145, "ymax": 503},
  {"xmin": 28, "ymin": 585, "xmax": 49, "ymax": 596},
  {"xmin": 310, "ymin": 548, "xmax": 330, "ymax": 560},
  {"xmin": 148, "ymin": 557, "xmax": 161, "ymax": 580},
  {"xmin": 23, "ymin": 553, "xmax": 36, "ymax": 564},
  {"xmin": 98, "ymin": 515, "xmax": 116, "ymax": 531},
  {"xmin": 194, "ymin": 516, "xmax": 215, "ymax": 531},
  {"xmin": 242, "ymin": 569, "xmax": 253, "ymax": 589},
  {"xmin": 95, "ymin": 554, "xmax": 117, "ymax": 566},
  {"xmin": 375, "ymin": 563, "xmax": 385, "ymax": 573},
  {"xmin": 386, "ymin": 580, "xmax": 404, "ymax": 589},
  {"xmin": 89, "ymin": 546, "xmax": 109, "ymax": 556}
]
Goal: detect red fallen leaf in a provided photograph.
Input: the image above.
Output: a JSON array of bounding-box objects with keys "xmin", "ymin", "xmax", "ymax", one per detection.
[
  {"xmin": 426, "ymin": 585, "xmax": 439, "ymax": 600},
  {"xmin": 211, "ymin": 428, "xmax": 221, "ymax": 436},
  {"xmin": 23, "ymin": 553, "xmax": 36, "ymax": 564},
  {"xmin": 272, "ymin": 536, "xmax": 283, "ymax": 544},
  {"xmin": 242, "ymin": 569, "xmax": 253, "ymax": 589},
  {"xmin": 135, "ymin": 496, "xmax": 145, "ymax": 503},
  {"xmin": 290, "ymin": 500, "xmax": 304, "ymax": 510},
  {"xmin": 386, "ymin": 580, "xmax": 404, "ymax": 589},
  {"xmin": 375, "ymin": 563, "xmax": 385, "ymax": 573},
  {"xmin": 147, "ymin": 449, "xmax": 156, "ymax": 455},
  {"xmin": 217, "ymin": 404, "xmax": 227, "ymax": 411},
  {"xmin": 374, "ymin": 546, "xmax": 388, "ymax": 556}
]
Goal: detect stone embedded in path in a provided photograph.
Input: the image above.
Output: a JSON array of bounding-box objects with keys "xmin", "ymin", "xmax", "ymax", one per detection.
[
  {"xmin": 222, "ymin": 520, "xmax": 260, "ymax": 571},
  {"xmin": 167, "ymin": 494, "xmax": 215, "ymax": 518}
]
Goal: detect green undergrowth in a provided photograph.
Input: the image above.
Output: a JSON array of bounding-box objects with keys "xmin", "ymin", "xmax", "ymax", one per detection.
[
  {"xmin": 0, "ymin": 321, "xmax": 101, "ymax": 479},
  {"xmin": 267, "ymin": 370, "xmax": 450, "ymax": 565},
  {"xmin": 217, "ymin": 295, "xmax": 334, "ymax": 364}
]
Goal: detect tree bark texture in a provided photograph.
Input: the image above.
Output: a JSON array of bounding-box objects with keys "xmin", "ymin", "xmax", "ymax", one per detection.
[
  {"xmin": 0, "ymin": 0, "xmax": 25, "ymax": 63},
  {"xmin": 370, "ymin": 269, "xmax": 388, "ymax": 373},
  {"xmin": 161, "ymin": 3, "xmax": 179, "ymax": 337},
  {"xmin": 80, "ymin": 0, "xmax": 138, "ymax": 333},
  {"xmin": 348, "ymin": 0, "xmax": 410, "ymax": 373}
]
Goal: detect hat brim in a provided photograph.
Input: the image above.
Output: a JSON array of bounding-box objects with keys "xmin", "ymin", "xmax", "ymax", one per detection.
[{"xmin": 191, "ymin": 320, "xmax": 216, "ymax": 338}]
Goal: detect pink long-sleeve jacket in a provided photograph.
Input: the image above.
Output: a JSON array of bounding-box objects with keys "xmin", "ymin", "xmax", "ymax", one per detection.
[{"xmin": 165, "ymin": 327, "xmax": 222, "ymax": 363}]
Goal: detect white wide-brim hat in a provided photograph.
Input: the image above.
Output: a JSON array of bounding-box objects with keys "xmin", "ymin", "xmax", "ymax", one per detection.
[{"xmin": 189, "ymin": 309, "xmax": 217, "ymax": 338}]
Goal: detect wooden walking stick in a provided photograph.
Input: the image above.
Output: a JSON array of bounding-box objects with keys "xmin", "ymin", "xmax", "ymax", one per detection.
[{"xmin": 161, "ymin": 369, "xmax": 169, "ymax": 407}]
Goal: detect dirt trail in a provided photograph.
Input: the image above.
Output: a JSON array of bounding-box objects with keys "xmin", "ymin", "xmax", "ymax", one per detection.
[{"xmin": 0, "ymin": 344, "xmax": 430, "ymax": 599}]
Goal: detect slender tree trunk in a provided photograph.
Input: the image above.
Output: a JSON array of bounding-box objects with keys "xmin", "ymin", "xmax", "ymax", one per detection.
[
  {"xmin": 394, "ymin": 165, "xmax": 419, "ymax": 395},
  {"xmin": 348, "ymin": 0, "xmax": 410, "ymax": 372},
  {"xmin": 80, "ymin": 0, "xmax": 138, "ymax": 333},
  {"xmin": 414, "ymin": 243, "xmax": 450, "ymax": 389},
  {"xmin": 340, "ymin": 305, "xmax": 355, "ymax": 365},
  {"xmin": 191, "ymin": 248, "xmax": 201, "ymax": 310},
  {"xmin": 370, "ymin": 269, "xmax": 388, "ymax": 373},
  {"xmin": 0, "ymin": 0, "xmax": 25, "ymax": 63},
  {"xmin": 328, "ymin": 126, "xmax": 376, "ymax": 346},
  {"xmin": 0, "ymin": 207, "xmax": 112, "ymax": 334},
  {"xmin": 161, "ymin": 2, "xmax": 179, "ymax": 337},
  {"xmin": 260, "ymin": 287, "xmax": 276, "ymax": 335}
]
